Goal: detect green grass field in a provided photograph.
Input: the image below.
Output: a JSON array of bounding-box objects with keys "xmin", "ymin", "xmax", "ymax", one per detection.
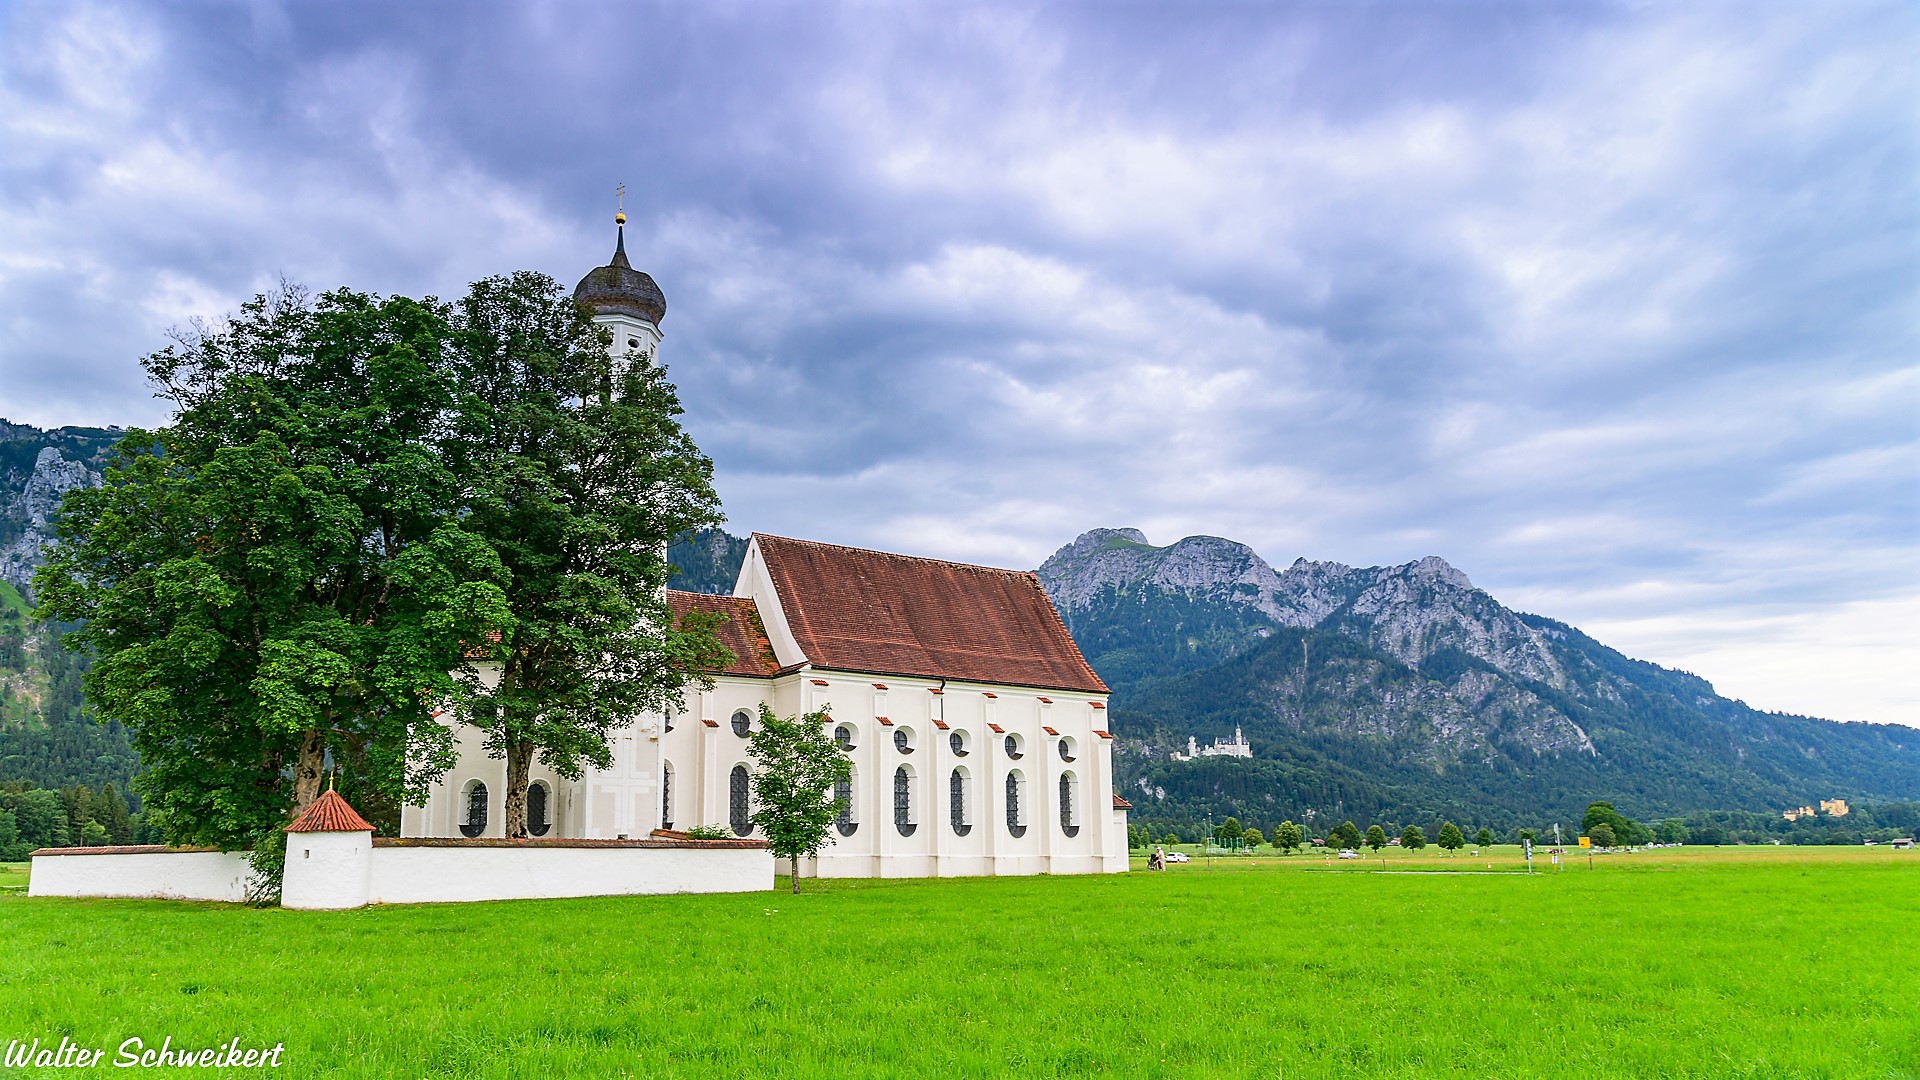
[{"xmin": 3, "ymin": 848, "xmax": 1914, "ymax": 1078}]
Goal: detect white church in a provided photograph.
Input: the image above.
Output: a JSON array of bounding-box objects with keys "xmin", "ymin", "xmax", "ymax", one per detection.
[{"xmin": 400, "ymin": 216, "xmax": 1132, "ymax": 878}]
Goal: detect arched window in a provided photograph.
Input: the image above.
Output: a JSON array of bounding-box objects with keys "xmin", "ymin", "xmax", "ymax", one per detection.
[
  {"xmin": 893, "ymin": 765, "xmax": 917, "ymax": 836},
  {"xmin": 949, "ymin": 730, "xmax": 969, "ymax": 756},
  {"xmin": 527, "ymin": 781, "xmax": 551, "ymax": 837},
  {"xmin": 1058, "ymin": 737, "xmax": 1076, "ymax": 763},
  {"xmin": 1059, "ymin": 772, "xmax": 1079, "ymax": 838},
  {"xmin": 459, "ymin": 780, "xmax": 488, "ymax": 838},
  {"xmin": 729, "ymin": 765, "xmax": 751, "ymax": 836},
  {"xmin": 663, "ymin": 707, "xmax": 675, "ymax": 734},
  {"xmin": 834, "ymin": 724, "xmax": 857, "ymax": 751},
  {"xmin": 660, "ymin": 762, "xmax": 674, "ymax": 830},
  {"xmin": 835, "ymin": 767, "xmax": 858, "ymax": 837},
  {"xmin": 1005, "ymin": 771, "xmax": 1027, "ymax": 838},
  {"xmin": 1004, "ymin": 733, "xmax": 1023, "ymax": 760},
  {"xmin": 731, "ymin": 708, "xmax": 753, "ymax": 738},
  {"xmin": 950, "ymin": 767, "xmax": 971, "ymax": 836}
]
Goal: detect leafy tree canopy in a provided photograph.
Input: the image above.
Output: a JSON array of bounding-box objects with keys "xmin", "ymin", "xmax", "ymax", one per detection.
[
  {"xmin": 448, "ymin": 272, "xmax": 727, "ymax": 837},
  {"xmin": 1400, "ymin": 824, "xmax": 1426, "ymax": 850},
  {"xmin": 35, "ymin": 287, "xmax": 510, "ymax": 853}
]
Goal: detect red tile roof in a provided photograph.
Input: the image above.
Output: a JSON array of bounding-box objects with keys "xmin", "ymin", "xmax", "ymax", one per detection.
[
  {"xmin": 877, "ymin": 717, "xmax": 894, "ymax": 726},
  {"xmin": 702, "ymin": 718, "xmax": 719, "ymax": 727},
  {"xmin": 1042, "ymin": 726, "xmax": 1059, "ymax": 736},
  {"xmin": 752, "ymin": 534, "xmax": 1108, "ymax": 695},
  {"xmin": 810, "ymin": 678, "xmax": 829, "ymax": 685},
  {"xmin": 1093, "ymin": 730, "xmax": 1113, "ymax": 739},
  {"xmin": 981, "ymin": 692, "xmax": 997, "ymax": 699},
  {"xmin": 1037, "ymin": 696, "xmax": 1052, "ymax": 704},
  {"xmin": 933, "ymin": 719, "xmax": 950, "ymax": 730},
  {"xmin": 285, "ymin": 790, "xmax": 373, "ymax": 833},
  {"xmin": 1089, "ymin": 701, "xmax": 1105, "ymax": 709},
  {"xmin": 988, "ymin": 723, "xmax": 1005, "ymax": 734},
  {"xmin": 1112, "ymin": 793, "xmax": 1132, "ymax": 810},
  {"xmin": 666, "ymin": 591, "xmax": 780, "ymax": 678}
]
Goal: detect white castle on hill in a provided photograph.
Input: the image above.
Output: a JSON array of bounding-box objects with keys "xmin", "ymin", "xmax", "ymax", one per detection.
[
  {"xmin": 400, "ymin": 211, "xmax": 1131, "ymax": 879},
  {"xmin": 1171, "ymin": 727, "xmax": 1252, "ymax": 761}
]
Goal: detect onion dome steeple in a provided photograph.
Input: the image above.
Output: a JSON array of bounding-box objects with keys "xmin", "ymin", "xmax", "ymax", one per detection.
[{"xmin": 574, "ymin": 195, "xmax": 666, "ymax": 325}]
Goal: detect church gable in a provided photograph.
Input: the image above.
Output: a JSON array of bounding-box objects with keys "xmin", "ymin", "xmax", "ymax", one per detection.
[{"xmin": 749, "ymin": 534, "xmax": 1108, "ymax": 695}]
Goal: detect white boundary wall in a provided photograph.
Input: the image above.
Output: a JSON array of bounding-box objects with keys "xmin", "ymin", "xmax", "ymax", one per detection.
[
  {"xmin": 30, "ymin": 835, "xmax": 771, "ymax": 908},
  {"xmin": 360, "ymin": 843, "xmax": 769, "ymax": 904},
  {"xmin": 28, "ymin": 848, "xmax": 253, "ymax": 902}
]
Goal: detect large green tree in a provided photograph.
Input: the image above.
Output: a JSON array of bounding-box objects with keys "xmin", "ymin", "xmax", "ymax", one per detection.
[
  {"xmin": 1401, "ymin": 824, "xmax": 1426, "ymax": 851},
  {"xmin": 1437, "ymin": 821, "xmax": 1465, "ymax": 853},
  {"xmin": 446, "ymin": 272, "xmax": 727, "ymax": 837},
  {"xmin": 35, "ymin": 287, "xmax": 510, "ymax": 852},
  {"xmin": 1365, "ymin": 824, "xmax": 1387, "ymax": 854},
  {"xmin": 748, "ymin": 704, "xmax": 852, "ymax": 893}
]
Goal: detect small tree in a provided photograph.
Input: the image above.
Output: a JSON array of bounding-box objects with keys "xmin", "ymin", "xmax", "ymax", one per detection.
[
  {"xmin": 1475, "ymin": 827, "xmax": 1493, "ymax": 848},
  {"xmin": 1365, "ymin": 824, "xmax": 1387, "ymax": 854},
  {"xmin": 1437, "ymin": 821, "xmax": 1465, "ymax": 853},
  {"xmin": 1162, "ymin": 832, "xmax": 1180, "ymax": 847},
  {"xmin": 1214, "ymin": 816, "xmax": 1244, "ymax": 847},
  {"xmin": 1401, "ymin": 824, "xmax": 1426, "ymax": 851},
  {"xmin": 1242, "ymin": 826, "xmax": 1265, "ymax": 850},
  {"xmin": 1275, "ymin": 820, "xmax": 1303, "ymax": 854},
  {"xmin": 1656, "ymin": 818, "xmax": 1688, "ymax": 844},
  {"xmin": 1332, "ymin": 820, "xmax": 1363, "ymax": 849},
  {"xmin": 747, "ymin": 704, "xmax": 850, "ymax": 894},
  {"xmin": 1589, "ymin": 822, "xmax": 1616, "ymax": 849},
  {"xmin": 1518, "ymin": 828, "xmax": 1536, "ymax": 844}
]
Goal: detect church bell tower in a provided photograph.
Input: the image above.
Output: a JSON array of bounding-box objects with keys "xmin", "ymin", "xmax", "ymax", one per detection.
[{"xmin": 573, "ymin": 188, "xmax": 666, "ymax": 369}]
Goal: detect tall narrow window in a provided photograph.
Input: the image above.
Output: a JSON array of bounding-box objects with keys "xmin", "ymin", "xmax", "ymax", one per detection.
[
  {"xmin": 460, "ymin": 781, "xmax": 488, "ymax": 838},
  {"xmin": 729, "ymin": 765, "xmax": 751, "ymax": 836},
  {"xmin": 893, "ymin": 766, "xmax": 916, "ymax": 836},
  {"xmin": 527, "ymin": 782, "xmax": 551, "ymax": 837},
  {"xmin": 1059, "ymin": 772, "xmax": 1079, "ymax": 838},
  {"xmin": 835, "ymin": 771, "xmax": 857, "ymax": 837},
  {"xmin": 950, "ymin": 768, "xmax": 971, "ymax": 836},
  {"xmin": 1005, "ymin": 771, "xmax": 1026, "ymax": 838},
  {"xmin": 660, "ymin": 762, "xmax": 674, "ymax": 830}
]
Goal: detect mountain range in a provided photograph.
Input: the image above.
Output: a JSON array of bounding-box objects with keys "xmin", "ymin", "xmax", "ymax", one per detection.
[{"xmin": 1036, "ymin": 528, "xmax": 1917, "ymax": 832}]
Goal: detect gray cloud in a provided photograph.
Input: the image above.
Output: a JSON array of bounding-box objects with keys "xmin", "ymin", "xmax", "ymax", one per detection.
[{"xmin": 1, "ymin": 0, "xmax": 1914, "ymax": 723}]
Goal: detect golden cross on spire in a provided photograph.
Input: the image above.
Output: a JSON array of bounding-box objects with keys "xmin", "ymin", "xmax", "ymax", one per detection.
[{"xmin": 615, "ymin": 182, "xmax": 627, "ymax": 226}]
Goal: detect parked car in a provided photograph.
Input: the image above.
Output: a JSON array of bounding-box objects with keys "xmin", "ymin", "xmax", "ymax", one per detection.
[
  {"xmin": 1166, "ymin": 851, "xmax": 1190, "ymax": 863},
  {"xmin": 1337, "ymin": 849, "xmax": 1360, "ymax": 859}
]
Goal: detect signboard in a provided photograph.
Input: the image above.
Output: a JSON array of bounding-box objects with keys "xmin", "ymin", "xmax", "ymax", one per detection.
[{"xmin": 1578, "ymin": 835, "xmax": 1591, "ymax": 849}]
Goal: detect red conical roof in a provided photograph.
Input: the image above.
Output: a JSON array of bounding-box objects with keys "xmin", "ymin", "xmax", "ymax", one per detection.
[{"xmin": 285, "ymin": 789, "xmax": 374, "ymax": 833}]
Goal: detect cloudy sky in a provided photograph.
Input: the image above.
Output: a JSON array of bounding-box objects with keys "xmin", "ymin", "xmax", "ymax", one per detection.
[{"xmin": 2, "ymin": 1, "xmax": 1914, "ymax": 726}]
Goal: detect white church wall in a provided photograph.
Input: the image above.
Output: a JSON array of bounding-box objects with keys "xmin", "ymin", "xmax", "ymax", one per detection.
[{"xmin": 28, "ymin": 848, "xmax": 253, "ymax": 902}]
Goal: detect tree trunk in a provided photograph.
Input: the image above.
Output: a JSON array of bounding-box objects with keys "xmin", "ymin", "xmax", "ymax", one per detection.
[
  {"xmin": 503, "ymin": 741, "xmax": 535, "ymax": 839},
  {"xmin": 791, "ymin": 853, "xmax": 800, "ymax": 894},
  {"xmin": 291, "ymin": 730, "xmax": 326, "ymax": 816}
]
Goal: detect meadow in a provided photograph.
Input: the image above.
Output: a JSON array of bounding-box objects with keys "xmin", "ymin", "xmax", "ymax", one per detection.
[{"xmin": 2, "ymin": 847, "xmax": 1914, "ymax": 1079}]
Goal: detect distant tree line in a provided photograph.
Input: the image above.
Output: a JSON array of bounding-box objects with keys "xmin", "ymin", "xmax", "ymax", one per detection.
[
  {"xmin": 1124, "ymin": 797, "xmax": 1920, "ymax": 851},
  {"xmin": 0, "ymin": 781, "xmax": 142, "ymax": 859}
]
